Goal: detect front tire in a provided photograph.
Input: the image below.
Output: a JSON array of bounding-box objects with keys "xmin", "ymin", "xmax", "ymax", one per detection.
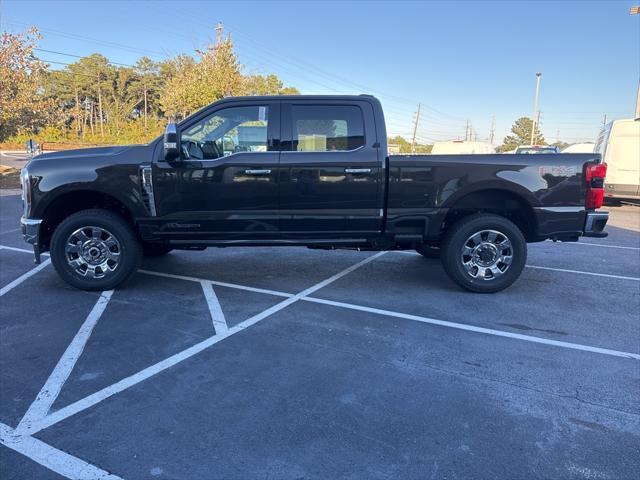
[
  {"xmin": 50, "ymin": 209, "xmax": 142, "ymax": 291},
  {"xmin": 440, "ymin": 214, "xmax": 526, "ymax": 293}
]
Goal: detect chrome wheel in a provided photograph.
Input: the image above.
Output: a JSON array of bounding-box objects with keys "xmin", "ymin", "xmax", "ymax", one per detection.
[
  {"xmin": 461, "ymin": 229, "xmax": 513, "ymax": 281},
  {"xmin": 65, "ymin": 226, "xmax": 121, "ymax": 279}
]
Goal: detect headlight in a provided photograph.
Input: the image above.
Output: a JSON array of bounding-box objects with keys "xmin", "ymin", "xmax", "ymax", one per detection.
[{"xmin": 20, "ymin": 168, "xmax": 31, "ymax": 217}]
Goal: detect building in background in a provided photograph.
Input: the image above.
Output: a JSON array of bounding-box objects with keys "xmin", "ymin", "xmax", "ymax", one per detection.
[{"xmin": 431, "ymin": 140, "xmax": 495, "ymax": 154}]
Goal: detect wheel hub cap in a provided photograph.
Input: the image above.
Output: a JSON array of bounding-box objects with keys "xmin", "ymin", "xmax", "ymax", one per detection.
[
  {"xmin": 461, "ymin": 229, "xmax": 513, "ymax": 281},
  {"xmin": 65, "ymin": 226, "xmax": 121, "ymax": 279},
  {"xmin": 473, "ymin": 243, "xmax": 498, "ymax": 266}
]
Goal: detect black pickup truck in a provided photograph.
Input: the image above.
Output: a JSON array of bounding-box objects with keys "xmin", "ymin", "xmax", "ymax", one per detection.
[{"xmin": 20, "ymin": 95, "xmax": 609, "ymax": 293}]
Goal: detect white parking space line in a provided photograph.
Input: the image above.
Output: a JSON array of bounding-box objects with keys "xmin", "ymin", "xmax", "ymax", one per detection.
[
  {"xmin": 201, "ymin": 281, "xmax": 228, "ymax": 334},
  {"xmin": 391, "ymin": 250, "xmax": 640, "ymax": 281},
  {"xmin": 550, "ymin": 241, "xmax": 640, "ymax": 251},
  {"xmin": 525, "ymin": 265, "xmax": 639, "ymax": 281},
  {"xmin": 0, "ymin": 258, "xmax": 51, "ymax": 297},
  {"xmin": 16, "ymin": 291, "xmax": 114, "ymax": 434},
  {"xmin": 0, "ymin": 227, "xmax": 21, "ymax": 234},
  {"xmin": 0, "ymin": 423, "xmax": 123, "ymax": 480},
  {"xmin": 21, "ymin": 252, "xmax": 386, "ymax": 435},
  {"xmin": 139, "ymin": 269, "xmax": 293, "ymax": 298},
  {"xmin": 302, "ymin": 297, "xmax": 640, "ymax": 361},
  {"xmin": 4, "ymin": 244, "xmax": 638, "ymax": 282},
  {"xmin": 0, "ymin": 245, "xmax": 51, "ymax": 256}
]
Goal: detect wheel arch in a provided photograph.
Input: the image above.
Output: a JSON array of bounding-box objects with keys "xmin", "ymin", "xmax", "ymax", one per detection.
[
  {"xmin": 39, "ymin": 190, "xmax": 137, "ymax": 251},
  {"xmin": 442, "ymin": 187, "xmax": 538, "ymax": 242}
]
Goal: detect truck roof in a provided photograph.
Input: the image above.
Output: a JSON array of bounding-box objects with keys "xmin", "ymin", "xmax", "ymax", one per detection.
[{"xmin": 214, "ymin": 94, "xmax": 379, "ymax": 102}]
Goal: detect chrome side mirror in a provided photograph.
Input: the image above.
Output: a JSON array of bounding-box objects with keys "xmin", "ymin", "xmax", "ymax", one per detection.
[{"xmin": 164, "ymin": 123, "xmax": 180, "ymax": 162}]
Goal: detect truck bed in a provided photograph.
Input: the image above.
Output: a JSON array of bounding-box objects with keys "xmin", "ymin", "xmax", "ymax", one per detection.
[{"xmin": 386, "ymin": 153, "xmax": 599, "ymax": 241}]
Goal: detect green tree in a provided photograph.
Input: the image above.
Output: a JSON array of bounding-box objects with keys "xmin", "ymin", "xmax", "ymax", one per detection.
[
  {"xmin": 0, "ymin": 27, "xmax": 58, "ymax": 141},
  {"xmin": 132, "ymin": 57, "xmax": 161, "ymax": 130},
  {"xmin": 104, "ymin": 66, "xmax": 139, "ymax": 136},
  {"xmin": 1, "ymin": 27, "xmax": 299, "ymax": 146},
  {"xmin": 242, "ymin": 74, "xmax": 299, "ymax": 96},
  {"xmin": 497, "ymin": 117, "xmax": 545, "ymax": 153},
  {"xmin": 387, "ymin": 135, "xmax": 432, "ymax": 153},
  {"xmin": 160, "ymin": 37, "xmax": 243, "ymax": 118}
]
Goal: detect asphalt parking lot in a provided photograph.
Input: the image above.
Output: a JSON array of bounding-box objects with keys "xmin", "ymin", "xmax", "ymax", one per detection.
[{"xmin": 0, "ymin": 191, "xmax": 639, "ymax": 480}]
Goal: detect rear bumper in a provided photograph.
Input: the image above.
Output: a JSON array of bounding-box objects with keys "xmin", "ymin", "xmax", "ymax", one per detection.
[
  {"xmin": 20, "ymin": 216, "xmax": 43, "ymax": 263},
  {"xmin": 583, "ymin": 211, "xmax": 608, "ymax": 238}
]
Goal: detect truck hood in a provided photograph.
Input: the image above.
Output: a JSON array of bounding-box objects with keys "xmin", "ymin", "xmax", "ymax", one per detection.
[{"xmin": 30, "ymin": 145, "xmax": 145, "ymax": 162}]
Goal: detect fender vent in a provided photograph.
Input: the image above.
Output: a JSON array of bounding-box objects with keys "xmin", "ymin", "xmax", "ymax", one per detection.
[{"xmin": 139, "ymin": 166, "xmax": 157, "ymax": 216}]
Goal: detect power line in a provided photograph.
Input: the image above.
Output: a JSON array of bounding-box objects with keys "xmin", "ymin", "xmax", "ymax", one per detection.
[
  {"xmin": 153, "ymin": 13, "xmax": 463, "ymax": 121},
  {"xmin": 37, "ymin": 58, "xmax": 136, "ymax": 73},
  {"xmin": 5, "ymin": 20, "xmax": 169, "ymax": 59},
  {"xmin": 34, "ymin": 48, "xmax": 135, "ymax": 67}
]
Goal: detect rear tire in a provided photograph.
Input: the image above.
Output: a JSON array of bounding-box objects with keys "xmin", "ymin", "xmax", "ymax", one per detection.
[
  {"xmin": 50, "ymin": 209, "xmax": 142, "ymax": 291},
  {"xmin": 440, "ymin": 213, "xmax": 526, "ymax": 293},
  {"xmin": 415, "ymin": 244, "xmax": 441, "ymax": 259}
]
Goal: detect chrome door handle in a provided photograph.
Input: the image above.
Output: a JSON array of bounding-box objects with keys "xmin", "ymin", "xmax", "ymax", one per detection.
[
  {"xmin": 244, "ymin": 169, "xmax": 272, "ymax": 175},
  {"xmin": 345, "ymin": 168, "xmax": 372, "ymax": 174}
]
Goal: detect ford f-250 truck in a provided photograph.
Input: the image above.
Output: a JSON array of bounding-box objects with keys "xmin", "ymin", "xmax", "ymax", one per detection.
[{"xmin": 20, "ymin": 95, "xmax": 609, "ymax": 293}]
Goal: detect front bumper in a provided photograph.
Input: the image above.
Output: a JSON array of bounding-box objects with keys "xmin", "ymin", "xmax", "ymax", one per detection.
[
  {"xmin": 20, "ymin": 216, "xmax": 43, "ymax": 263},
  {"xmin": 583, "ymin": 211, "xmax": 608, "ymax": 238}
]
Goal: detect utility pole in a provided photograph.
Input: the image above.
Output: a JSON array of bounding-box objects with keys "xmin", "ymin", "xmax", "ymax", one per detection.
[
  {"xmin": 411, "ymin": 103, "xmax": 421, "ymax": 154},
  {"xmin": 465, "ymin": 120, "xmax": 470, "ymax": 141},
  {"xmin": 489, "ymin": 116, "xmax": 496, "ymax": 145},
  {"xmin": 215, "ymin": 22, "xmax": 223, "ymax": 48},
  {"xmin": 602, "ymin": 114, "xmax": 607, "ymax": 127},
  {"xmin": 530, "ymin": 72, "xmax": 542, "ymax": 145}
]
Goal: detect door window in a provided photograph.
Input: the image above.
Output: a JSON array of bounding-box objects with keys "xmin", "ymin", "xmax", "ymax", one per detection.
[
  {"xmin": 180, "ymin": 105, "xmax": 269, "ymax": 160},
  {"xmin": 291, "ymin": 105, "xmax": 365, "ymax": 152}
]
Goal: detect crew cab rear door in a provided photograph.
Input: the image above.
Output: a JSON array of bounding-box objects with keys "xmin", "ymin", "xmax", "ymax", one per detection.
[
  {"xmin": 279, "ymin": 100, "xmax": 383, "ymax": 238},
  {"xmin": 151, "ymin": 100, "xmax": 280, "ymax": 239}
]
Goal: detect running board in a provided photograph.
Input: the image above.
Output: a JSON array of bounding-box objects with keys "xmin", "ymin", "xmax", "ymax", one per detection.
[
  {"xmin": 168, "ymin": 238, "xmax": 369, "ymax": 247},
  {"xmin": 393, "ymin": 234, "xmax": 424, "ymax": 243}
]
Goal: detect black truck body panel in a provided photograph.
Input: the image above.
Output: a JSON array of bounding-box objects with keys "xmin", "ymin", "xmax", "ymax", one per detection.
[
  {"xmin": 21, "ymin": 95, "xmax": 606, "ymax": 255},
  {"xmin": 386, "ymin": 153, "xmax": 596, "ymax": 240}
]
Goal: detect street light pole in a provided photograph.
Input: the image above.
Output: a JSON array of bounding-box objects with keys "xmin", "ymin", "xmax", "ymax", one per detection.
[
  {"xmin": 530, "ymin": 73, "xmax": 542, "ymax": 145},
  {"xmin": 635, "ymin": 80, "xmax": 639, "ymax": 120}
]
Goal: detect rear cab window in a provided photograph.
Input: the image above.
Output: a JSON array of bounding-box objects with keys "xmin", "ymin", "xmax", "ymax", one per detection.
[{"xmin": 288, "ymin": 105, "xmax": 365, "ymax": 152}]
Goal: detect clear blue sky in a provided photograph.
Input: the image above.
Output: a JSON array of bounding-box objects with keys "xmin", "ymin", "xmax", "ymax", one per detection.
[{"xmin": 2, "ymin": 0, "xmax": 638, "ymax": 144}]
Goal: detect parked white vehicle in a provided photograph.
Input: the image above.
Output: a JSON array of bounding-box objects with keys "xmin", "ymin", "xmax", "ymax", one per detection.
[
  {"xmin": 514, "ymin": 145, "xmax": 559, "ymax": 154},
  {"xmin": 431, "ymin": 141, "xmax": 495, "ymax": 154},
  {"xmin": 595, "ymin": 119, "xmax": 640, "ymax": 200},
  {"xmin": 561, "ymin": 143, "xmax": 595, "ymax": 153}
]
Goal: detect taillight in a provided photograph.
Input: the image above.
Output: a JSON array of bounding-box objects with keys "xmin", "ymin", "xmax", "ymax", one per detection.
[
  {"xmin": 585, "ymin": 163, "xmax": 607, "ymax": 184},
  {"xmin": 585, "ymin": 162, "xmax": 607, "ymax": 209}
]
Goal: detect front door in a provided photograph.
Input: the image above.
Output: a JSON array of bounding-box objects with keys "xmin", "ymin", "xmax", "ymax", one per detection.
[
  {"xmin": 279, "ymin": 101, "xmax": 383, "ymax": 238},
  {"xmin": 152, "ymin": 101, "xmax": 280, "ymax": 240}
]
